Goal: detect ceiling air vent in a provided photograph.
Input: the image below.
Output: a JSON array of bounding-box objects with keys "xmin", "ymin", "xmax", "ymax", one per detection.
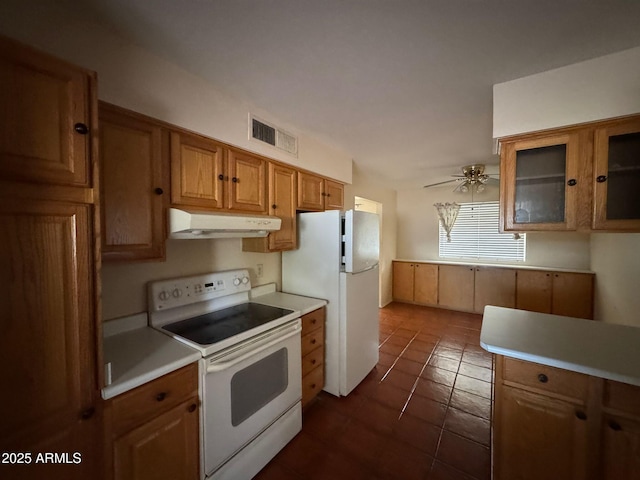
[{"xmin": 250, "ymin": 114, "xmax": 298, "ymax": 157}]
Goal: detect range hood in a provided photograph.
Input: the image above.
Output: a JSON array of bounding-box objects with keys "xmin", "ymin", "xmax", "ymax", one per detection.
[{"xmin": 168, "ymin": 208, "xmax": 281, "ymax": 239}]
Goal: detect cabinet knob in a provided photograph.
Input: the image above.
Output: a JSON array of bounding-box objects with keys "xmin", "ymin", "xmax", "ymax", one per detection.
[
  {"xmin": 326, "ymin": 193, "xmax": 331, "ymax": 197},
  {"xmin": 74, "ymin": 122, "xmax": 89, "ymax": 135},
  {"xmin": 596, "ymin": 175, "xmax": 608, "ymax": 183},
  {"xmin": 311, "ymin": 319, "xmax": 317, "ymax": 324},
  {"xmin": 608, "ymin": 420, "xmax": 622, "ymax": 431},
  {"xmin": 232, "ymin": 177, "xmax": 238, "ymax": 183},
  {"xmin": 80, "ymin": 407, "xmax": 95, "ymax": 420},
  {"xmin": 156, "ymin": 392, "xmax": 167, "ymax": 402},
  {"xmin": 272, "ymin": 204, "xmax": 277, "ymax": 209},
  {"xmin": 311, "ymin": 359, "xmax": 316, "ymax": 365},
  {"xmin": 311, "ymin": 339, "xmax": 316, "ymax": 344},
  {"xmin": 154, "ymin": 187, "xmax": 164, "ymax": 195},
  {"xmin": 567, "ymin": 179, "xmax": 577, "ymax": 186},
  {"xmin": 321, "ymin": 192, "xmax": 327, "ymax": 197},
  {"xmin": 575, "ymin": 410, "xmax": 587, "ymax": 421},
  {"xmin": 537, "ymin": 373, "xmax": 548, "ymax": 383},
  {"xmin": 311, "ymin": 383, "xmax": 316, "ymax": 389},
  {"xmin": 218, "ymin": 174, "xmax": 224, "ymax": 181},
  {"xmin": 188, "ymin": 403, "xmax": 197, "ymax": 413}
]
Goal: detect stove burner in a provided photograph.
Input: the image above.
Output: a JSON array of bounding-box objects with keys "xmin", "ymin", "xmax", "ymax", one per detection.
[{"xmin": 162, "ymin": 303, "xmax": 294, "ymax": 346}]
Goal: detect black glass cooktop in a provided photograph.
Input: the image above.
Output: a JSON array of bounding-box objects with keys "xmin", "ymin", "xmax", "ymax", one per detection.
[{"xmin": 162, "ymin": 303, "xmax": 294, "ymax": 346}]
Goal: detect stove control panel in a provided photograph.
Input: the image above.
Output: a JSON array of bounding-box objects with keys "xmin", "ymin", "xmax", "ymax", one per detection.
[{"xmin": 149, "ymin": 269, "xmax": 252, "ymax": 311}]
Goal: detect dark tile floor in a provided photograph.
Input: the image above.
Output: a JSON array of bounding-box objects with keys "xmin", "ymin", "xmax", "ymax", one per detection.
[{"xmin": 255, "ymin": 302, "xmax": 494, "ymax": 480}]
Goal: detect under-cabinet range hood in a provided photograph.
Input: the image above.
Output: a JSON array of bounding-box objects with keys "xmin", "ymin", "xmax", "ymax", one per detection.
[{"xmin": 168, "ymin": 208, "xmax": 281, "ymax": 239}]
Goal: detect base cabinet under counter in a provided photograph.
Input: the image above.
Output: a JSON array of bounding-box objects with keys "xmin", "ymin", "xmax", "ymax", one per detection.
[
  {"xmin": 105, "ymin": 363, "xmax": 200, "ymax": 480},
  {"xmin": 300, "ymin": 307, "xmax": 326, "ymax": 407},
  {"xmin": 493, "ymin": 356, "xmax": 640, "ymax": 480}
]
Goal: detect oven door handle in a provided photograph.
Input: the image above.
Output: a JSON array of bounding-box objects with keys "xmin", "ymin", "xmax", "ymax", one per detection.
[{"xmin": 206, "ymin": 323, "xmax": 301, "ymax": 373}]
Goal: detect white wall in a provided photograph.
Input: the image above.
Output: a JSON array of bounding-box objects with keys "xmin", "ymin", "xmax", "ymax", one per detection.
[
  {"xmin": 344, "ymin": 164, "xmax": 398, "ymax": 307},
  {"xmin": 0, "ymin": 0, "xmax": 354, "ymax": 321},
  {"xmin": 494, "ymin": 45, "xmax": 640, "ymax": 138},
  {"xmin": 397, "ymin": 185, "xmax": 591, "ymax": 270},
  {"xmin": 493, "ymin": 46, "xmax": 640, "ymax": 325}
]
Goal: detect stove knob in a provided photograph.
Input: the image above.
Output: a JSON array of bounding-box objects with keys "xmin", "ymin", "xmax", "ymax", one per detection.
[
  {"xmin": 158, "ymin": 290, "xmax": 170, "ymax": 301},
  {"xmin": 233, "ymin": 278, "xmax": 241, "ymax": 287},
  {"xmin": 172, "ymin": 288, "xmax": 183, "ymax": 298},
  {"xmin": 241, "ymin": 276, "xmax": 249, "ymax": 285}
]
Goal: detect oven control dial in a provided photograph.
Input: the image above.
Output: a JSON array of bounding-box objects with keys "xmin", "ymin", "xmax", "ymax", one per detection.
[
  {"xmin": 241, "ymin": 276, "xmax": 249, "ymax": 285},
  {"xmin": 158, "ymin": 290, "xmax": 170, "ymax": 301},
  {"xmin": 233, "ymin": 278, "xmax": 241, "ymax": 286},
  {"xmin": 172, "ymin": 288, "xmax": 183, "ymax": 298}
]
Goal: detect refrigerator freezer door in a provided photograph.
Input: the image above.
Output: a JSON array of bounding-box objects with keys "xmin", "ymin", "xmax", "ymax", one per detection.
[
  {"xmin": 344, "ymin": 210, "xmax": 380, "ymax": 273},
  {"xmin": 339, "ymin": 266, "xmax": 380, "ymax": 396}
]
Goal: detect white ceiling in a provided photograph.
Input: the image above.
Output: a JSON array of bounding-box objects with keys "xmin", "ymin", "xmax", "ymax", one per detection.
[{"xmin": 81, "ymin": 0, "xmax": 640, "ymax": 189}]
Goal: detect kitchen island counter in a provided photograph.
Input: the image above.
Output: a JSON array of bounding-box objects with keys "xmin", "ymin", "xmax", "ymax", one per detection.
[{"xmin": 480, "ymin": 305, "xmax": 640, "ymax": 387}]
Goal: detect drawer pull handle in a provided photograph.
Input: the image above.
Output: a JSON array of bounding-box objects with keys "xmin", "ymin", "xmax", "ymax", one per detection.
[
  {"xmin": 537, "ymin": 374, "xmax": 548, "ymax": 383},
  {"xmin": 575, "ymin": 410, "xmax": 587, "ymax": 421},
  {"xmin": 609, "ymin": 420, "xmax": 622, "ymax": 431},
  {"xmin": 311, "ymin": 319, "xmax": 317, "ymax": 324},
  {"xmin": 156, "ymin": 392, "xmax": 167, "ymax": 402},
  {"xmin": 311, "ymin": 383, "xmax": 316, "ymax": 389},
  {"xmin": 80, "ymin": 407, "xmax": 95, "ymax": 420},
  {"xmin": 311, "ymin": 359, "xmax": 316, "ymax": 365},
  {"xmin": 567, "ymin": 179, "xmax": 577, "ymax": 186},
  {"xmin": 188, "ymin": 403, "xmax": 197, "ymax": 413},
  {"xmin": 311, "ymin": 339, "xmax": 316, "ymax": 344},
  {"xmin": 596, "ymin": 175, "xmax": 607, "ymax": 183},
  {"xmin": 74, "ymin": 123, "xmax": 89, "ymax": 135}
]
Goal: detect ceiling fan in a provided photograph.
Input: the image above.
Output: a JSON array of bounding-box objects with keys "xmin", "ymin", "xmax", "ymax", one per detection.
[{"xmin": 423, "ymin": 164, "xmax": 499, "ymax": 193}]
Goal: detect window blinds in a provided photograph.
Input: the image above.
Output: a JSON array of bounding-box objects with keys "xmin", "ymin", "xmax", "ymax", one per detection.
[{"xmin": 438, "ymin": 201, "xmax": 526, "ymax": 261}]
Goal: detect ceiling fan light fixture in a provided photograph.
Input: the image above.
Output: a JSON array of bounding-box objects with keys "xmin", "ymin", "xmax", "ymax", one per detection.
[{"xmin": 459, "ymin": 184, "xmax": 470, "ymax": 193}]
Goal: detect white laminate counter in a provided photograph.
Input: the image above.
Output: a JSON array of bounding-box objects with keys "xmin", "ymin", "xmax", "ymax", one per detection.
[
  {"xmin": 251, "ymin": 284, "xmax": 327, "ymax": 315},
  {"xmin": 481, "ymin": 305, "xmax": 640, "ymax": 387},
  {"xmin": 394, "ymin": 259, "xmax": 594, "ymax": 274},
  {"xmin": 102, "ymin": 313, "xmax": 201, "ymax": 400}
]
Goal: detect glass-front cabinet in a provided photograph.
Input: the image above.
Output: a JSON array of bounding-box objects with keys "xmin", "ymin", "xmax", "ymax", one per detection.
[
  {"xmin": 500, "ymin": 132, "xmax": 581, "ymax": 231},
  {"xmin": 593, "ymin": 116, "xmax": 640, "ymax": 230}
]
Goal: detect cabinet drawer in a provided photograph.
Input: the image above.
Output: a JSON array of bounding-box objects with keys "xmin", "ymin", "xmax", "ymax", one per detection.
[
  {"xmin": 301, "ymin": 308, "xmax": 324, "ymax": 334},
  {"xmin": 502, "ymin": 358, "xmax": 588, "ymax": 401},
  {"xmin": 604, "ymin": 380, "xmax": 640, "ymax": 416},
  {"xmin": 302, "ymin": 364, "xmax": 324, "ymax": 407},
  {"xmin": 302, "ymin": 347, "xmax": 324, "ymax": 377},
  {"xmin": 301, "ymin": 329, "xmax": 324, "ymax": 357},
  {"xmin": 111, "ymin": 363, "xmax": 198, "ymax": 435}
]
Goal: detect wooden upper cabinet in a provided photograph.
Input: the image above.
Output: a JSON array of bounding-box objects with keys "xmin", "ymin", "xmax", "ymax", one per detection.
[
  {"xmin": 297, "ymin": 171, "xmax": 344, "ymax": 211},
  {"xmin": 0, "ymin": 37, "xmax": 95, "ymax": 187},
  {"xmin": 227, "ymin": 149, "xmax": 268, "ymax": 214},
  {"xmin": 593, "ymin": 115, "xmax": 640, "ymax": 230},
  {"xmin": 0, "ymin": 199, "xmax": 101, "ymax": 478},
  {"xmin": 170, "ymin": 131, "xmax": 225, "ymax": 209},
  {"xmin": 100, "ymin": 104, "xmax": 166, "ymax": 261},
  {"xmin": 297, "ymin": 171, "xmax": 325, "ymax": 211},
  {"xmin": 500, "ymin": 132, "xmax": 582, "ymax": 231},
  {"xmin": 243, "ymin": 162, "xmax": 297, "ymax": 252},
  {"xmin": 324, "ymin": 179, "xmax": 344, "ymax": 210}
]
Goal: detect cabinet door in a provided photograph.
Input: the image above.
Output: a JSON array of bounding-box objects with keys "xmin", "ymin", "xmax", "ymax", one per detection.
[
  {"xmin": 170, "ymin": 131, "xmax": 225, "ymax": 209},
  {"xmin": 474, "ymin": 267, "xmax": 516, "ymax": 313},
  {"xmin": 392, "ymin": 262, "xmax": 415, "ymax": 302},
  {"xmin": 113, "ymin": 400, "xmax": 199, "ymax": 480},
  {"xmin": 268, "ymin": 163, "xmax": 297, "ymax": 251},
  {"xmin": 0, "ymin": 38, "xmax": 93, "ymax": 187},
  {"xmin": 516, "ymin": 270, "xmax": 553, "ymax": 313},
  {"xmin": 297, "ymin": 171, "xmax": 325, "ymax": 211},
  {"xmin": 324, "ymin": 179, "xmax": 344, "ymax": 210},
  {"xmin": 551, "ymin": 272, "xmax": 594, "ymax": 319},
  {"xmin": 0, "ymin": 200, "xmax": 101, "ymax": 479},
  {"xmin": 494, "ymin": 385, "xmax": 588, "ymax": 480},
  {"xmin": 100, "ymin": 104, "xmax": 166, "ymax": 261},
  {"xmin": 414, "ymin": 263, "xmax": 438, "ymax": 305},
  {"xmin": 438, "ymin": 265, "xmax": 475, "ymax": 312},
  {"xmin": 601, "ymin": 414, "xmax": 640, "ymax": 480},
  {"xmin": 227, "ymin": 149, "xmax": 267, "ymax": 213},
  {"xmin": 593, "ymin": 116, "xmax": 640, "ymax": 230},
  {"xmin": 501, "ymin": 133, "xmax": 580, "ymax": 231}
]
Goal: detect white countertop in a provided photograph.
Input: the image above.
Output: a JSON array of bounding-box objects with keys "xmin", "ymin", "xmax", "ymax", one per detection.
[
  {"xmin": 395, "ymin": 259, "xmax": 594, "ymax": 274},
  {"xmin": 481, "ymin": 306, "xmax": 640, "ymax": 387},
  {"xmin": 102, "ymin": 313, "xmax": 201, "ymax": 400},
  {"xmin": 251, "ymin": 289, "xmax": 327, "ymax": 315}
]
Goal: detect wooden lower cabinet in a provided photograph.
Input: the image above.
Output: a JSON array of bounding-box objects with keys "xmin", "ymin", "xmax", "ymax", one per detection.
[
  {"xmin": 107, "ymin": 364, "xmax": 199, "ymax": 480},
  {"xmin": 473, "ymin": 267, "xmax": 516, "ymax": 312},
  {"xmin": 438, "ymin": 264, "xmax": 475, "ymax": 312},
  {"xmin": 392, "ymin": 261, "xmax": 438, "ymax": 305},
  {"xmin": 301, "ymin": 307, "xmax": 325, "ymax": 407},
  {"xmin": 494, "ymin": 356, "xmax": 640, "ymax": 480},
  {"xmin": 551, "ymin": 272, "xmax": 594, "ymax": 319}
]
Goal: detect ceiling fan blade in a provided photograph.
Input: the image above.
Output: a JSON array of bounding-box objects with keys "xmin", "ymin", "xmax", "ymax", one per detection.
[
  {"xmin": 422, "ymin": 179, "xmax": 458, "ymax": 188},
  {"xmin": 486, "ymin": 178, "xmax": 500, "ymax": 185}
]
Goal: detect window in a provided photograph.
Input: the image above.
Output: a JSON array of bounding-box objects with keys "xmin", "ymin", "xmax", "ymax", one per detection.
[{"xmin": 438, "ymin": 201, "xmax": 526, "ymax": 261}]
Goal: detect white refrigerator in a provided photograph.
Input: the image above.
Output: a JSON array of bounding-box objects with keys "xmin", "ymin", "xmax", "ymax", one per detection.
[{"xmin": 282, "ymin": 210, "xmax": 380, "ymax": 397}]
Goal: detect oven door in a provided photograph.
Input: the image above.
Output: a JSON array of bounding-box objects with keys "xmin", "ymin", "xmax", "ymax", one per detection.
[{"xmin": 202, "ymin": 319, "xmax": 302, "ymax": 477}]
